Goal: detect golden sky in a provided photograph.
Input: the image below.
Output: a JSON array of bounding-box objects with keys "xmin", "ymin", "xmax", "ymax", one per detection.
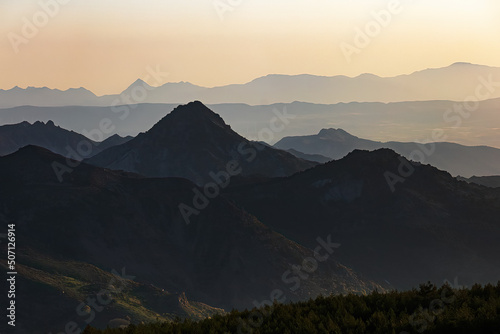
[{"xmin": 1, "ymin": 0, "xmax": 499, "ymax": 95}]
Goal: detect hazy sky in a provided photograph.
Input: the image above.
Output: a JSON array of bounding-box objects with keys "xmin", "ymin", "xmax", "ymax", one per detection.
[{"xmin": 1, "ymin": 0, "xmax": 499, "ymax": 95}]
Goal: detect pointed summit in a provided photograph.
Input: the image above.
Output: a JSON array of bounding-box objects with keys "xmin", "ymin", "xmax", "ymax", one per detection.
[
  {"xmin": 125, "ymin": 78, "xmax": 152, "ymax": 91},
  {"xmin": 87, "ymin": 101, "xmax": 316, "ymax": 184},
  {"xmin": 148, "ymin": 101, "xmax": 230, "ymax": 136}
]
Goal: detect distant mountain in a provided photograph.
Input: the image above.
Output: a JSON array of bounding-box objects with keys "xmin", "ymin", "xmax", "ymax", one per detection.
[
  {"xmin": 0, "ymin": 145, "xmax": 380, "ymax": 332},
  {"xmin": 87, "ymin": 101, "xmax": 316, "ymax": 184},
  {"xmin": 0, "ymin": 104, "xmax": 179, "ymax": 140},
  {"xmin": 0, "ymin": 86, "xmax": 111, "ymax": 108},
  {"xmin": 2, "ymin": 98, "xmax": 499, "ymax": 149},
  {"xmin": 2, "ymin": 63, "xmax": 500, "ymax": 107},
  {"xmin": 98, "ymin": 133, "xmax": 134, "ymax": 150},
  {"xmin": 285, "ymin": 149, "xmax": 331, "ymax": 163},
  {"xmin": 226, "ymin": 149, "xmax": 500, "ymax": 290},
  {"xmin": 276, "ymin": 128, "xmax": 380, "ymax": 159},
  {"xmin": 457, "ymin": 175, "xmax": 500, "ymax": 188},
  {"xmin": 274, "ymin": 128, "xmax": 500, "ymax": 177},
  {"xmin": 0, "ymin": 120, "xmax": 132, "ymax": 158}
]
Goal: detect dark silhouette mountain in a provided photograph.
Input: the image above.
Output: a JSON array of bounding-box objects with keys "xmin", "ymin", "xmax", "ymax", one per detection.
[
  {"xmin": 226, "ymin": 149, "xmax": 500, "ymax": 290},
  {"xmin": 2, "ymin": 63, "xmax": 500, "ymax": 107},
  {"xmin": 98, "ymin": 133, "xmax": 133, "ymax": 150},
  {"xmin": 0, "ymin": 146, "xmax": 380, "ymax": 332},
  {"xmin": 457, "ymin": 175, "xmax": 500, "ymax": 188},
  {"xmin": 0, "ymin": 120, "xmax": 132, "ymax": 158},
  {"xmin": 275, "ymin": 128, "xmax": 500, "ymax": 177},
  {"xmin": 87, "ymin": 101, "xmax": 316, "ymax": 184}
]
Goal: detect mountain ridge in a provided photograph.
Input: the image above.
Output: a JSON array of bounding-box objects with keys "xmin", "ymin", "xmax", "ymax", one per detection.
[
  {"xmin": 0, "ymin": 120, "xmax": 132, "ymax": 158},
  {"xmin": 275, "ymin": 128, "xmax": 500, "ymax": 177},
  {"xmin": 2, "ymin": 62, "xmax": 500, "ymax": 107},
  {"xmin": 225, "ymin": 148, "xmax": 500, "ymax": 290}
]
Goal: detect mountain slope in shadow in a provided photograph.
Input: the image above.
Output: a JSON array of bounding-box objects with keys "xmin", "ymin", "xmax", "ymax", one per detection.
[
  {"xmin": 87, "ymin": 101, "xmax": 316, "ymax": 184},
  {"xmin": 226, "ymin": 148, "xmax": 500, "ymax": 290}
]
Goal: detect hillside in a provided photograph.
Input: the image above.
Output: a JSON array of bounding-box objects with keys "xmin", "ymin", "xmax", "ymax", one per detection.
[{"xmin": 83, "ymin": 282, "xmax": 500, "ymax": 334}]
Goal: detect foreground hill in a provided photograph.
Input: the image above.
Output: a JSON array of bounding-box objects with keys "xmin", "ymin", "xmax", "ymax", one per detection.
[
  {"xmin": 87, "ymin": 101, "xmax": 316, "ymax": 184},
  {"xmin": 0, "ymin": 253, "xmax": 223, "ymax": 333},
  {"xmin": 84, "ymin": 282, "xmax": 500, "ymax": 334},
  {"xmin": 275, "ymin": 128, "xmax": 500, "ymax": 177},
  {"xmin": 0, "ymin": 145, "xmax": 379, "ymax": 332},
  {"xmin": 226, "ymin": 149, "xmax": 500, "ymax": 290}
]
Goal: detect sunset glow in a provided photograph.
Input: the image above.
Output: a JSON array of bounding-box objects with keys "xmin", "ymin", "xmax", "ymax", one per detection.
[{"xmin": 1, "ymin": 0, "xmax": 499, "ymax": 95}]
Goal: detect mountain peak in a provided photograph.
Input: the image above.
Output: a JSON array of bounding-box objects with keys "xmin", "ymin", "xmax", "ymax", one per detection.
[
  {"xmin": 87, "ymin": 101, "xmax": 316, "ymax": 184},
  {"xmin": 318, "ymin": 128, "xmax": 357, "ymax": 140},
  {"xmin": 6, "ymin": 144, "xmax": 62, "ymax": 162},
  {"xmin": 450, "ymin": 62, "xmax": 474, "ymax": 66},
  {"xmin": 125, "ymin": 78, "xmax": 152, "ymax": 91},
  {"xmin": 158, "ymin": 101, "xmax": 229, "ymax": 130}
]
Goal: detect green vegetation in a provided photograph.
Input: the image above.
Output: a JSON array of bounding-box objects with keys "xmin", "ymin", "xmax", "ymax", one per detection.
[
  {"xmin": 5, "ymin": 251, "xmax": 223, "ymax": 328},
  {"xmin": 83, "ymin": 282, "xmax": 500, "ymax": 333}
]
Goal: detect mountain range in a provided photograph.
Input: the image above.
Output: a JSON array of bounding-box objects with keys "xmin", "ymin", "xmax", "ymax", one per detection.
[
  {"xmin": 2, "ymin": 63, "xmax": 500, "ymax": 108},
  {"xmin": 2, "ymin": 101, "xmax": 500, "ymax": 332},
  {"xmin": 0, "ymin": 120, "xmax": 132, "ymax": 158},
  {"xmin": 0, "ymin": 100, "xmax": 498, "ymax": 181},
  {"xmin": 2, "ymin": 116, "xmax": 498, "ymax": 179},
  {"xmin": 275, "ymin": 128, "xmax": 500, "ymax": 177},
  {"xmin": 458, "ymin": 175, "xmax": 500, "ymax": 188},
  {"xmin": 0, "ymin": 145, "xmax": 379, "ymax": 333},
  {"xmin": 2, "ymin": 97, "xmax": 499, "ymax": 149},
  {"xmin": 225, "ymin": 149, "xmax": 500, "ymax": 290}
]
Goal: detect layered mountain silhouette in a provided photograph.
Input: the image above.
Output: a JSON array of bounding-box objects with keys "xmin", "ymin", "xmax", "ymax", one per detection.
[
  {"xmin": 2, "ymin": 94, "xmax": 500, "ymax": 332},
  {"xmin": 0, "ymin": 145, "xmax": 380, "ymax": 332},
  {"xmin": 225, "ymin": 149, "xmax": 500, "ymax": 290},
  {"xmin": 0, "ymin": 86, "xmax": 103, "ymax": 108},
  {"xmin": 87, "ymin": 101, "xmax": 316, "ymax": 184},
  {"xmin": 2, "ymin": 63, "xmax": 500, "ymax": 107},
  {"xmin": 284, "ymin": 149, "xmax": 331, "ymax": 164},
  {"xmin": 457, "ymin": 175, "xmax": 500, "ymax": 188},
  {"xmin": 275, "ymin": 128, "xmax": 500, "ymax": 177},
  {"xmin": 2, "ymin": 98, "xmax": 499, "ymax": 150},
  {"xmin": 0, "ymin": 120, "xmax": 132, "ymax": 158}
]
